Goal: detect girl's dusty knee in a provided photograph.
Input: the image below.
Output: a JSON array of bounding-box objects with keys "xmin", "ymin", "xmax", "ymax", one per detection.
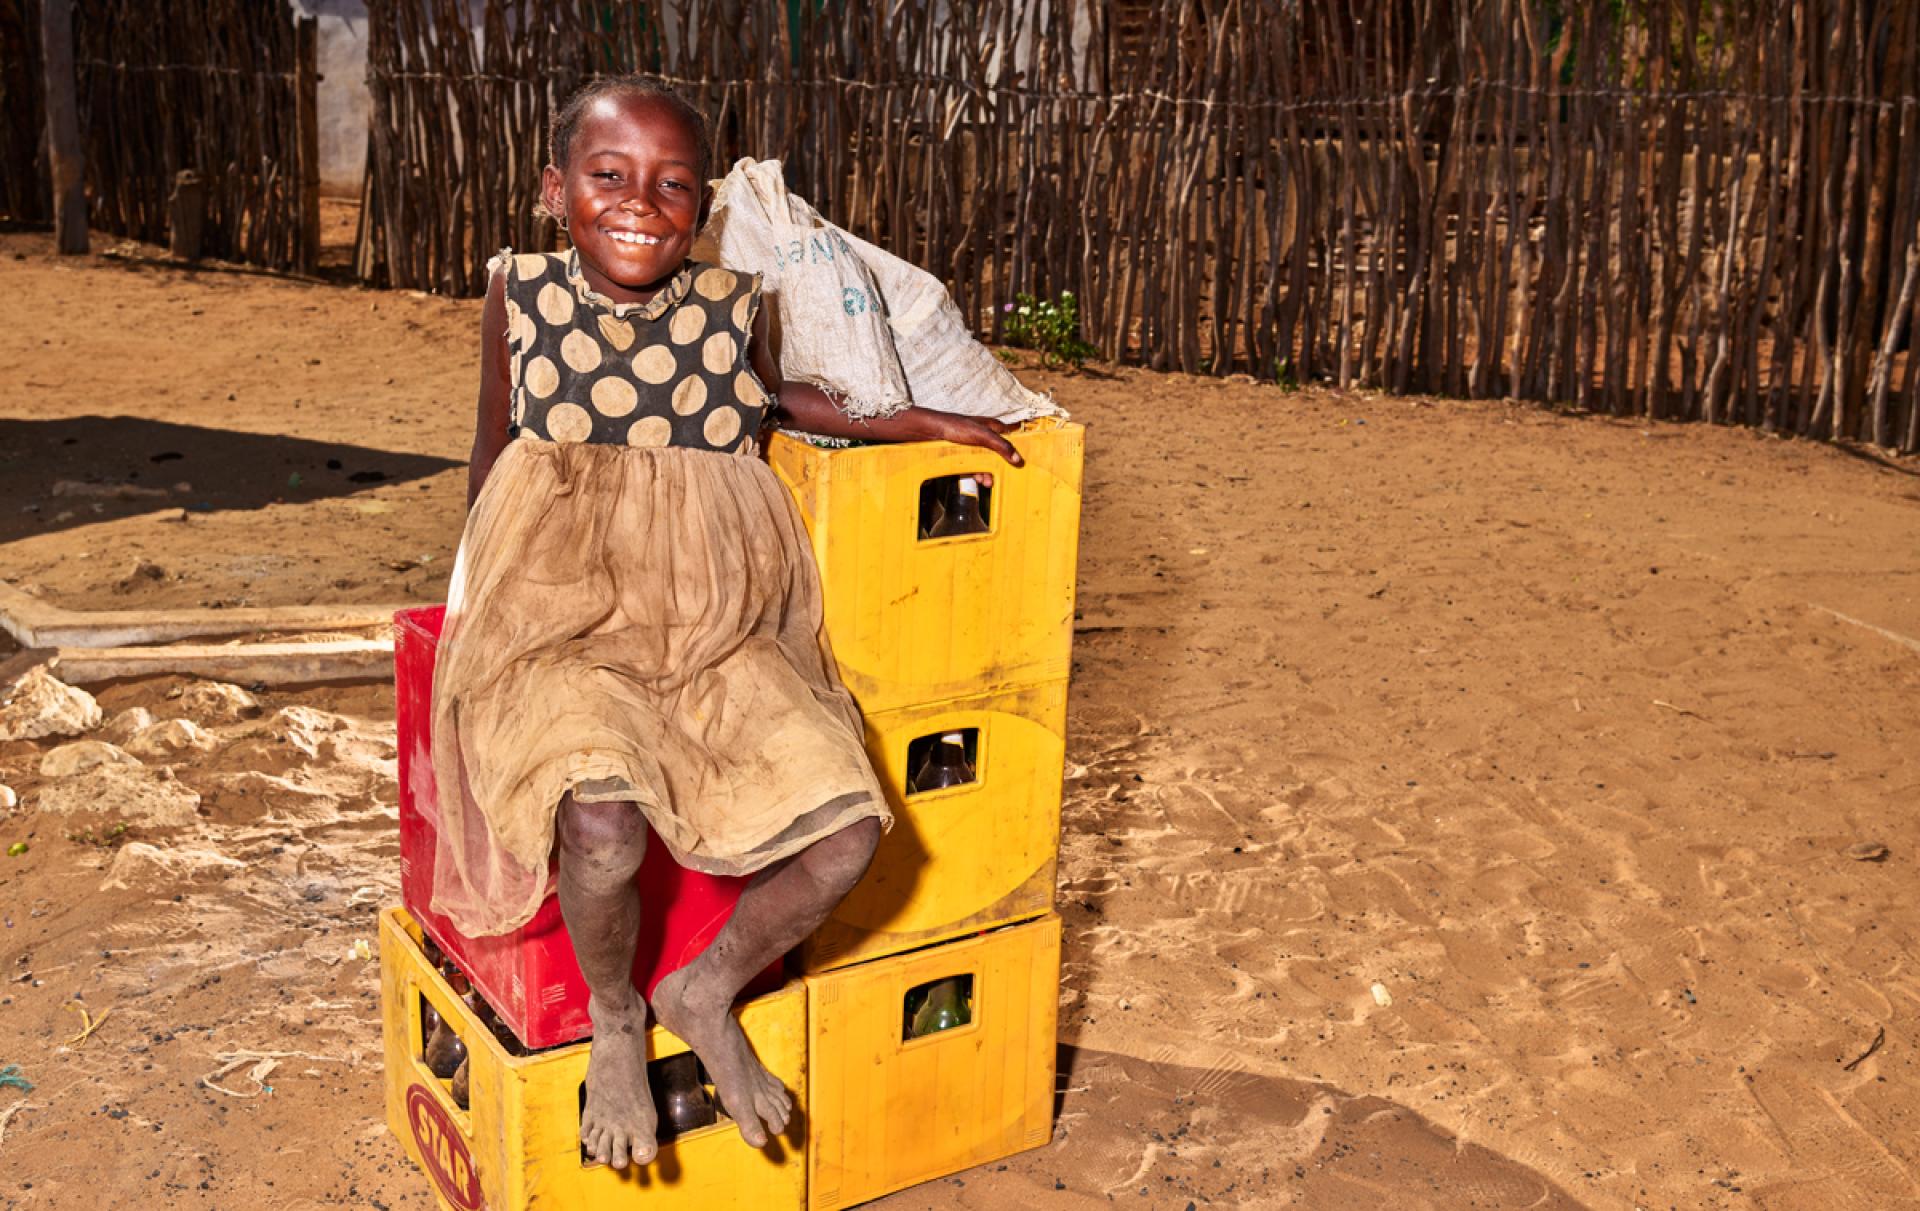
[
  {"xmin": 557, "ymin": 794, "xmax": 648, "ymax": 868},
  {"xmin": 805, "ymin": 814, "xmax": 882, "ymax": 890},
  {"xmin": 839, "ymin": 814, "xmax": 882, "ymax": 859}
]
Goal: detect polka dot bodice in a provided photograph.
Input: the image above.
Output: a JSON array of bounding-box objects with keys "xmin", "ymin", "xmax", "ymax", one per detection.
[{"xmin": 495, "ymin": 250, "xmax": 773, "ymax": 454}]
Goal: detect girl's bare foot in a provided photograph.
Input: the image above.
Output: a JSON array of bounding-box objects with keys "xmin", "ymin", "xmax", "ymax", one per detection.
[
  {"xmin": 580, "ymin": 992, "xmax": 658, "ymax": 1168},
  {"xmin": 651, "ymin": 965, "xmax": 792, "ymax": 1148}
]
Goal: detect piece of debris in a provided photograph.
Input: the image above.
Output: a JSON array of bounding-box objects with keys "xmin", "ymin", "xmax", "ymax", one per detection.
[
  {"xmin": 1845, "ymin": 842, "xmax": 1889, "ymax": 862},
  {"xmin": 0, "ymin": 1097, "xmax": 32, "ymax": 1147},
  {"xmin": 201, "ymin": 1048, "xmax": 348, "ymax": 1099},
  {"xmin": 1370, "ymin": 982, "xmax": 1393, "ymax": 1007},
  {"xmin": 63, "ymin": 1003, "xmax": 111, "ymax": 1048},
  {"xmin": 0, "ymin": 786, "xmax": 16, "ymax": 811},
  {"xmin": 113, "ymin": 558, "xmax": 168, "ymax": 593},
  {"xmin": 1652, "ymin": 699, "xmax": 1705, "ymax": 719},
  {"xmin": 0, "ymin": 666, "xmax": 101, "ymax": 741},
  {"xmin": 49, "ymin": 480, "xmax": 166, "ymax": 500},
  {"xmin": 1842, "ymin": 1026, "xmax": 1887, "ymax": 1071}
]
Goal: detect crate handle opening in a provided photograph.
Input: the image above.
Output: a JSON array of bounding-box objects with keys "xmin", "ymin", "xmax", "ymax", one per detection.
[
  {"xmin": 902, "ymin": 973, "xmax": 975, "ymax": 1041},
  {"xmin": 905, "ymin": 728, "xmax": 978, "ymax": 795},
  {"xmin": 917, "ymin": 474, "xmax": 993, "ymax": 540}
]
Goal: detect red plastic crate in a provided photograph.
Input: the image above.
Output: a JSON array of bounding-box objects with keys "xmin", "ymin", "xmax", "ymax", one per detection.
[{"xmin": 394, "ymin": 605, "xmax": 774, "ymax": 1051}]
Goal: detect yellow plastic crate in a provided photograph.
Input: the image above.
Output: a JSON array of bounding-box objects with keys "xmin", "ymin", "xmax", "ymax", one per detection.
[
  {"xmin": 379, "ymin": 907, "xmax": 807, "ymax": 1211},
  {"xmin": 804, "ymin": 678, "xmax": 1064, "ymax": 973},
  {"xmin": 805, "ymin": 913, "xmax": 1061, "ymax": 1210},
  {"xmin": 768, "ymin": 421, "xmax": 1084, "ymax": 716}
]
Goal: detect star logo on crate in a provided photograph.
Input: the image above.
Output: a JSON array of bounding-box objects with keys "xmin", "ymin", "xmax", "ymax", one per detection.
[{"xmin": 406, "ymin": 1084, "xmax": 485, "ymax": 1209}]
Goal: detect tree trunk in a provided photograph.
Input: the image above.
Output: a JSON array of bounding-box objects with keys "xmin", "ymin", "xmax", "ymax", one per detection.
[{"xmin": 39, "ymin": 0, "xmax": 86, "ymax": 254}]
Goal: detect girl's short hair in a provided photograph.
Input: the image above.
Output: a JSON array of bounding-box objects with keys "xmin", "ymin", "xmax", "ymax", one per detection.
[{"xmin": 549, "ymin": 75, "xmax": 710, "ymax": 177}]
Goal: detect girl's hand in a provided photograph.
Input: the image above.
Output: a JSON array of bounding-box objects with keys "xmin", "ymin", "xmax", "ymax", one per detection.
[{"xmin": 915, "ymin": 410, "xmax": 1024, "ymax": 479}]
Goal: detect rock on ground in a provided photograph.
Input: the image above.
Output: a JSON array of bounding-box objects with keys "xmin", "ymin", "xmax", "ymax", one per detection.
[
  {"xmin": 168, "ymin": 680, "xmax": 262, "ymax": 724},
  {"xmin": 31, "ymin": 765, "xmax": 201, "ymax": 830},
  {"xmin": 0, "ymin": 666, "xmax": 101, "ymax": 741},
  {"xmin": 39, "ymin": 739, "xmax": 141, "ymax": 777},
  {"xmin": 100, "ymin": 841, "xmax": 245, "ymax": 890},
  {"xmin": 124, "ymin": 717, "xmax": 217, "ymax": 759}
]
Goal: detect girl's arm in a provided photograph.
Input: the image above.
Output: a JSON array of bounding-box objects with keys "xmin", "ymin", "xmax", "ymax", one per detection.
[
  {"xmin": 467, "ymin": 269, "xmax": 514, "ymax": 511},
  {"xmin": 749, "ymin": 306, "xmax": 1024, "ymax": 468}
]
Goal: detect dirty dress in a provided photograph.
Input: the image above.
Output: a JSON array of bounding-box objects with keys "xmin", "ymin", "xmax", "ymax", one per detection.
[{"xmin": 428, "ymin": 249, "xmax": 888, "ymax": 938}]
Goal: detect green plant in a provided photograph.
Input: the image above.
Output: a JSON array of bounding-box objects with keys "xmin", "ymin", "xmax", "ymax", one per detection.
[
  {"xmin": 1272, "ymin": 356, "xmax": 1299, "ymax": 392},
  {"xmin": 67, "ymin": 822, "xmax": 129, "ymax": 848},
  {"xmin": 1001, "ymin": 291, "xmax": 1098, "ymax": 371}
]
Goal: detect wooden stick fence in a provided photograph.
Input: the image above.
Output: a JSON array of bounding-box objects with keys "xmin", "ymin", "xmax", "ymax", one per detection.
[
  {"xmin": 0, "ymin": 0, "xmax": 49, "ymax": 226},
  {"xmin": 0, "ymin": 0, "xmax": 319, "ymax": 272},
  {"xmin": 5, "ymin": 0, "xmax": 1906, "ymax": 455},
  {"xmin": 358, "ymin": 0, "xmax": 1920, "ymax": 452}
]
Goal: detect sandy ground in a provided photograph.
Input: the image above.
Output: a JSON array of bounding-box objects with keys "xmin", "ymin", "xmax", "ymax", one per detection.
[{"xmin": 2, "ymin": 227, "xmax": 1919, "ymax": 1210}]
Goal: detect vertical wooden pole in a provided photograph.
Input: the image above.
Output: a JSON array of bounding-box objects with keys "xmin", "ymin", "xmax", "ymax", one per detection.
[
  {"xmin": 39, "ymin": 0, "xmax": 87, "ymax": 255},
  {"xmin": 294, "ymin": 13, "xmax": 320, "ymax": 274}
]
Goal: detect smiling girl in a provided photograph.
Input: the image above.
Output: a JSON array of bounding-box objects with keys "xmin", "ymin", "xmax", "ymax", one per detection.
[{"xmin": 427, "ymin": 78, "xmax": 1019, "ymax": 1170}]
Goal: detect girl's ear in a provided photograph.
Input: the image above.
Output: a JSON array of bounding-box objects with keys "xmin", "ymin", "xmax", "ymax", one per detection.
[
  {"xmin": 539, "ymin": 163, "xmax": 566, "ymax": 225},
  {"xmin": 698, "ymin": 182, "xmax": 714, "ymax": 231}
]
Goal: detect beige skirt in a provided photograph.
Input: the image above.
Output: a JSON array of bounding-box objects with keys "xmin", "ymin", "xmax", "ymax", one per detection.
[{"xmin": 428, "ymin": 436, "xmax": 889, "ymax": 937}]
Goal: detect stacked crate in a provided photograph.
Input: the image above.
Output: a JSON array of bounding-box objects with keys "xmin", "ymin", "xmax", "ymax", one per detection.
[
  {"xmin": 379, "ymin": 421, "xmax": 1082, "ymax": 1211},
  {"xmin": 384, "ymin": 610, "xmax": 802, "ymax": 1211},
  {"xmin": 768, "ymin": 421, "xmax": 1083, "ymax": 1210}
]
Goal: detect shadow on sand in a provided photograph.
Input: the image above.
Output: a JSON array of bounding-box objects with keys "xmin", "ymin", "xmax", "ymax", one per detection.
[
  {"xmin": 960, "ymin": 1043, "xmax": 1592, "ymax": 1209},
  {"xmin": 0, "ymin": 416, "xmax": 461, "ymax": 544}
]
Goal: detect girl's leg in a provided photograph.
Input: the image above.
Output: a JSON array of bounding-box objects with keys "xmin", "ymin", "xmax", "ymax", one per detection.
[
  {"xmin": 556, "ymin": 793, "xmax": 656, "ymax": 1168},
  {"xmin": 652, "ymin": 815, "xmax": 882, "ymax": 1147}
]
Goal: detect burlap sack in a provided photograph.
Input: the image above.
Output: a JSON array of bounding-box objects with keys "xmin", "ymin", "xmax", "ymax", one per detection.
[
  {"xmin": 830, "ymin": 225, "xmax": 1061, "ymax": 423},
  {"xmin": 694, "ymin": 159, "xmax": 910, "ymax": 419},
  {"xmin": 698, "ymin": 158, "xmax": 1062, "ymax": 423}
]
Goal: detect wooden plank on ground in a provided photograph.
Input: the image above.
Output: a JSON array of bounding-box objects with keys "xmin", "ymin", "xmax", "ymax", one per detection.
[
  {"xmin": 0, "ymin": 581, "xmax": 413, "ymax": 649},
  {"xmin": 51, "ymin": 640, "xmax": 394, "ymax": 686}
]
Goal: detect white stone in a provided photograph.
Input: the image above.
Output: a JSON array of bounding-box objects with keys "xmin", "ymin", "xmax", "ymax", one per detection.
[
  {"xmin": 40, "ymin": 739, "xmax": 142, "ymax": 778},
  {"xmin": 268, "ymin": 704, "xmax": 348, "ymax": 758},
  {"xmin": 169, "ymin": 680, "xmax": 260, "ymax": 724},
  {"xmin": 100, "ymin": 706, "xmax": 156, "ymax": 744},
  {"xmin": 124, "ymin": 718, "xmax": 216, "ymax": 759},
  {"xmin": 0, "ymin": 667, "xmax": 102, "ymax": 741},
  {"xmin": 0, "ymin": 784, "xmax": 15, "ymax": 811}
]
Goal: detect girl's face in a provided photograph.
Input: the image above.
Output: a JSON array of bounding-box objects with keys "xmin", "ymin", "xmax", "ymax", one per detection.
[{"xmin": 542, "ymin": 94, "xmax": 708, "ymax": 304}]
